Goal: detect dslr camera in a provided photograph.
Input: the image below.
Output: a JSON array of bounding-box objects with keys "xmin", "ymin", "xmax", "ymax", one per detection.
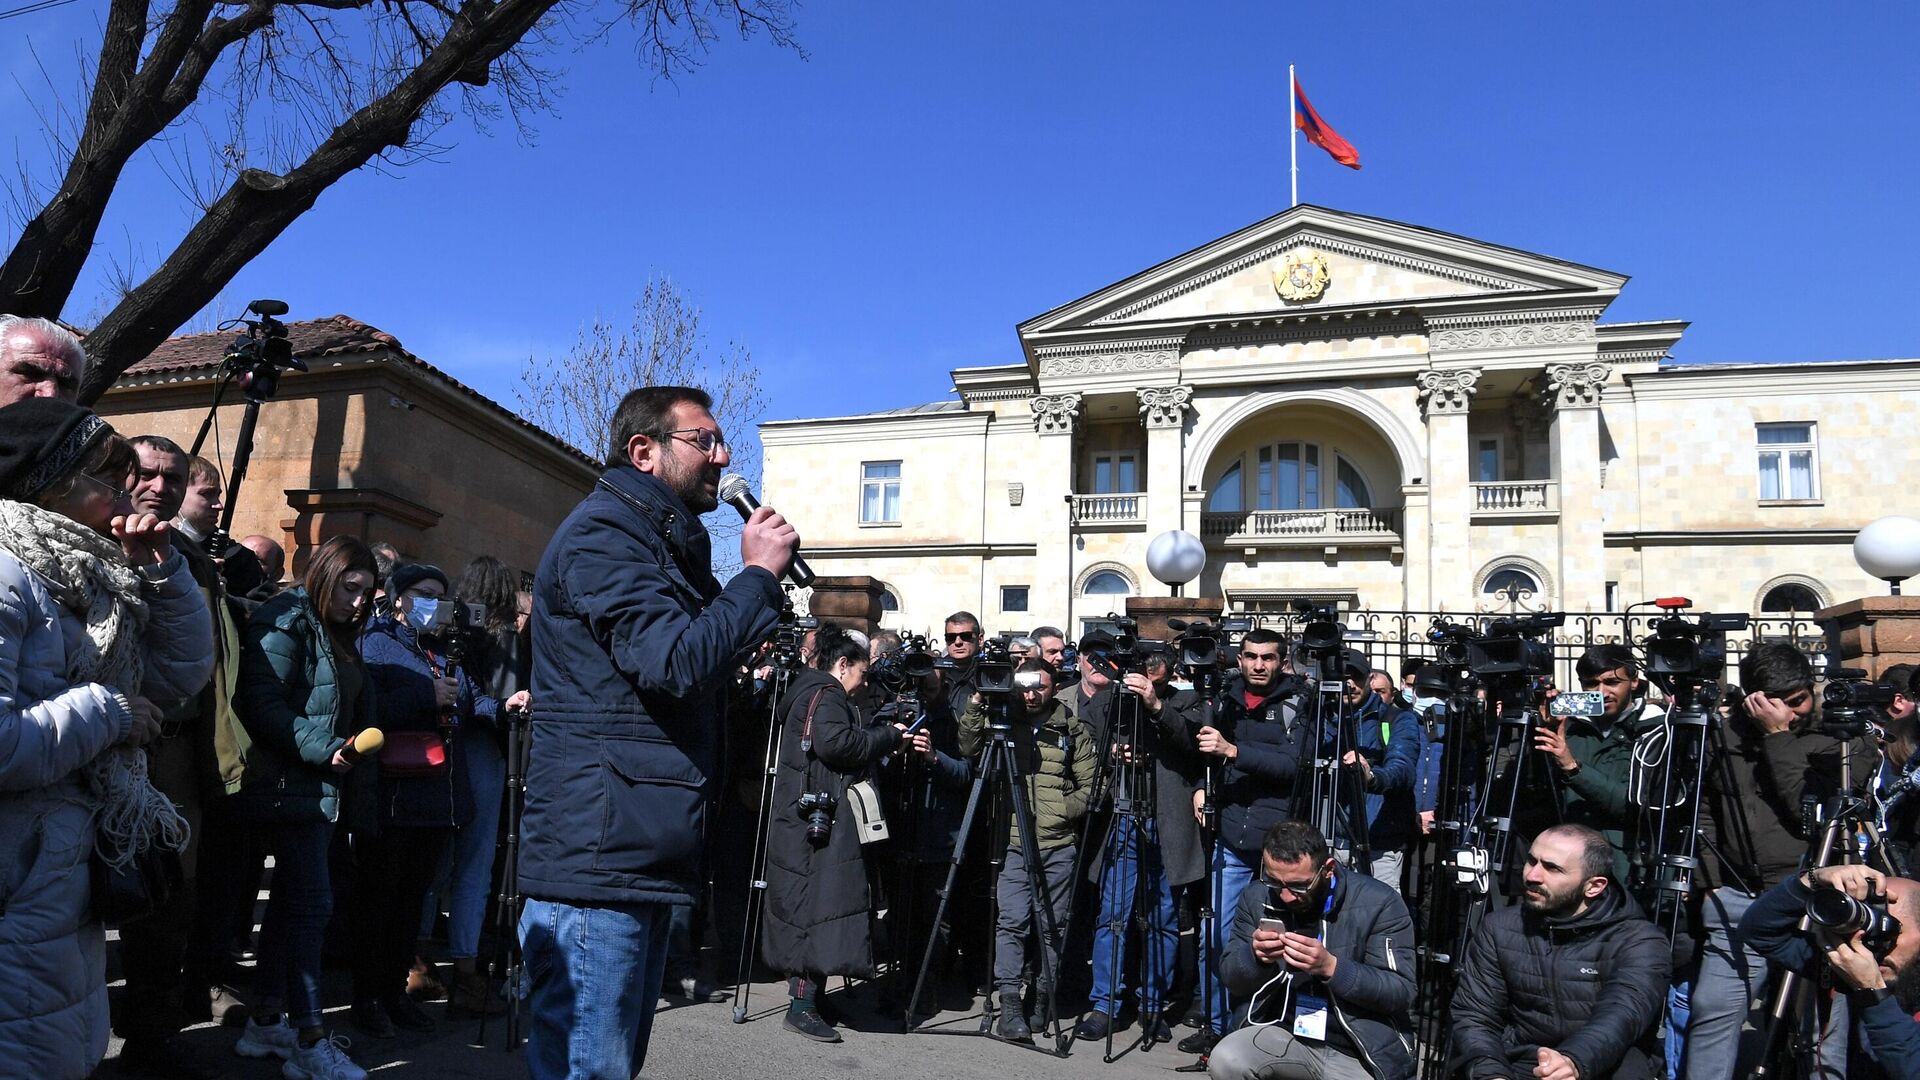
[
  {"xmin": 798, "ymin": 791, "xmax": 835, "ymax": 847},
  {"xmin": 1808, "ymin": 880, "xmax": 1902, "ymax": 957}
]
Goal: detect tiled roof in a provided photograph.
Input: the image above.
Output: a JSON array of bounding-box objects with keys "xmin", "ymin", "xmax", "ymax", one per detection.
[{"xmin": 115, "ymin": 315, "xmax": 599, "ymax": 468}]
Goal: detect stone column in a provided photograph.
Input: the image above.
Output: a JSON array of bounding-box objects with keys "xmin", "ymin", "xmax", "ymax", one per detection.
[
  {"xmin": 806, "ymin": 576, "xmax": 886, "ymax": 635},
  {"xmin": 1138, "ymin": 386, "xmax": 1192, "ymax": 538},
  {"xmin": 1030, "ymin": 392, "xmax": 1082, "ymax": 627},
  {"xmin": 1417, "ymin": 368, "xmax": 1479, "ymax": 611},
  {"xmin": 1820, "ymin": 597, "xmax": 1920, "ymax": 677},
  {"xmin": 1546, "ymin": 362, "xmax": 1609, "ymax": 612}
]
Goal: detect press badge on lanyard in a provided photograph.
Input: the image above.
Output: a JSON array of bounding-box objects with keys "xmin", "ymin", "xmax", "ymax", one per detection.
[{"xmin": 1290, "ymin": 877, "xmax": 1338, "ymax": 1041}]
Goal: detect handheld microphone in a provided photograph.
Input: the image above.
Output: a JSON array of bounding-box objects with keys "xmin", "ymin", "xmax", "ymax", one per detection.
[
  {"xmin": 338, "ymin": 727, "xmax": 385, "ymax": 768},
  {"xmin": 717, "ymin": 474, "xmax": 815, "ymax": 587}
]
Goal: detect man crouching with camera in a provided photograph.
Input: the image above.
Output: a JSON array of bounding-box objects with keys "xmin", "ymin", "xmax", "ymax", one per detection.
[
  {"xmin": 1740, "ymin": 863, "xmax": 1920, "ymax": 1078},
  {"xmin": 1209, "ymin": 820, "xmax": 1416, "ymax": 1080}
]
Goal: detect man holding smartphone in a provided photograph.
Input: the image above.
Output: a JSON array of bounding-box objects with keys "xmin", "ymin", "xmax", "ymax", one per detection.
[
  {"xmin": 1209, "ymin": 821, "xmax": 1416, "ymax": 1080},
  {"xmin": 1528, "ymin": 644, "xmax": 1666, "ymax": 880}
]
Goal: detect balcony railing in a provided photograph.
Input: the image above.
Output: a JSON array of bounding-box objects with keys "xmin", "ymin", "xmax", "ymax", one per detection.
[
  {"xmin": 1072, "ymin": 492, "xmax": 1145, "ymax": 527},
  {"xmin": 1471, "ymin": 480, "xmax": 1559, "ymax": 517},
  {"xmin": 1201, "ymin": 507, "xmax": 1401, "ymax": 545}
]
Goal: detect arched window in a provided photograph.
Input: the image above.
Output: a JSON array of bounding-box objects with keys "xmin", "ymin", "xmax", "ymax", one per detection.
[
  {"xmin": 1335, "ymin": 456, "xmax": 1372, "ymax": 508},
  {"xmin": 1482, "ymin": 568, "xmax": 1542, "ymax": 602},
  {"xmin": 878, "ymin": 589, "xmax": 899, "ymax": 613},
  {"xmin": 1762, "ymin": 583, "xmax": 1823, "ymax": 613},
  {"xmin": 1208, "ymin": 461, "xmax": 1243, "ymax": 512},
  {"xmin": 1084, "ymin": 571, "xmax": 1130, "ymax": 596}
]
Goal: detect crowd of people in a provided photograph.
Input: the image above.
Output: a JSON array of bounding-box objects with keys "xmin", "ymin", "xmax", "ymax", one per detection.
[{"xmin": 5, "ymin": 329, "xmax": 1920, "ymax": 1080}]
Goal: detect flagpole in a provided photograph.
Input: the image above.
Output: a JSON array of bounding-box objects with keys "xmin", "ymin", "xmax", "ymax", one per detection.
[{"xmin": 1289, "ymin": 63, "xmax": 1298, "ymax": 207}]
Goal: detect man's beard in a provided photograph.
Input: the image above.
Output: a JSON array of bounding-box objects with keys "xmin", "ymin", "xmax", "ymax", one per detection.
[
  {"xmin": 1522, "ymin": 882, "xmax": 1582, "ymax": 917},
  {"xmin": 659, "ymin": 450, "xmax": 718, "ymax": 513},
  {"xmin": 1893, "ymin": 957, "xmax": 1920, "ymax": 1013}
]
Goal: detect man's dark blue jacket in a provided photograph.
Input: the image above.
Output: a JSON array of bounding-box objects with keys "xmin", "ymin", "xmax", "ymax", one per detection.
[
  {"xmin": 1213, "ymin": 671, "xmax": 1307, "ymax": 856},
  {"xmin": 519, "ymin": 467, "xmax": 783, "ymax": 908},
  {"xmin": 1332, "ymin": 693, "xmax": 1421, "ymax": 854}
]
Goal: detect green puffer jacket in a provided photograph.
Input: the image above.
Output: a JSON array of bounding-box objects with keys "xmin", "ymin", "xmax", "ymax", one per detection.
[
  {"xmin": 232, "ymin": 587, "xmax": 377, "ymax": 823},
  {"xmin": 958, "ymin": 696, "xmax": 1096, "ymax": 851},
  {"xmin": 1525, "ymin": 700, "xmax": 1665, "ymax": 879}
]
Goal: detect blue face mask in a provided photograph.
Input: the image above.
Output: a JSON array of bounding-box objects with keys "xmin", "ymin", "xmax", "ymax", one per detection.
[{"xmin": 406, "ymin": 597, "xmax": 441, "ymax": 632}]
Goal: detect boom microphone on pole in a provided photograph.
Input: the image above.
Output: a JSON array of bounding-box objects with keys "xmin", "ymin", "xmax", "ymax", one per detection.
[{"xmin": 717, "ymin": 474, "xmax": 816, "ymax": 588}]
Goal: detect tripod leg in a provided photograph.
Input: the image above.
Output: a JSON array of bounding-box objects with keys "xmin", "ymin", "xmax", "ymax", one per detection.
[
  {"xmin": 729, "ymin": 675, "xmax": 794, "ymax": 1023},
  {"xmin": 997, "ymin": 745, "xmax": 1069, "ymax": 1056},
  {"xmin": 904, "ymin": 760, "xmax": 994, "ymax": 1028}
]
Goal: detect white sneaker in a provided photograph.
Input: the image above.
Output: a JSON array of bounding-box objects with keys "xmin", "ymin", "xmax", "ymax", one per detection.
[
  {"xmin": 281, "ymin": 1033, "xmax": 367, "ymax": 1080},
  {"xmin": 235, "ymin": 1017, "xmax": 298, "ymax": 1060}
]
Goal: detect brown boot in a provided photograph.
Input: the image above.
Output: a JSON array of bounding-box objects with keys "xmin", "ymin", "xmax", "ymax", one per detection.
[
  {"xmin": 407, "ymin": 956, "xmax": 446, "ymax": 1001},
  {"xmin": 450, "ymin": 969, "xmax": 506, "ymax": 1016}
]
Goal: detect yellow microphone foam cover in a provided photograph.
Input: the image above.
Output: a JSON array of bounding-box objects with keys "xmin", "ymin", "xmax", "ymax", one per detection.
[{"xmin": 351, "ymin": 727, "xmax": 385, "ymax": 755}]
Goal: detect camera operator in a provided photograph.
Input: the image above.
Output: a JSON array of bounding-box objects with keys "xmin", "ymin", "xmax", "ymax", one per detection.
[
  {"xmin": 941, "ymin": 611, "xmax": 986, "ymax": 719},
  {"xmin": 1195, "ymin": 627, "xmax": 1308, "ymax": 1045},
  {"xmin": 1076, "ymin": 650, "xmax": 1208, "ymax": 1044},
  {"xmin": 1451, "ymin": 825, "xmax": 1670, "ymax": 1080},
  {"xmin": 1875, "ymin": 665, "xmax": 1918, "ymax": 868},
  {"xmin": 1527, "ymin": 644, "xmax": 1666, "ymax": 880},
  {"xmin": 1738, "ymin": 863, "xmax": 1920, "ymax": 1079},
  {"xmin": 1329, "ymin": 657, "xmax": 1420, "ymax": 894},
  {"xmin": 1399, "ymin": 657, "xmax": 1446, "ymax": 840},
  {"xmin": 1028, "ymin": 625, "xmax": 1067, "ymax": 669},
  {"xmin": 1208, "ymin": 820, "xmax": 1415, "ymax": 1080},
  {"xmin": 955, "ymin": 659, "xmax": 1096, "ymax": 1041},
  {"xmin": 762, "ymin": 626, "xmax": 917, "ymax": 1043},
  {"xmin": 1682, "ymin": 643, "xmax": 1877, "ymax": 1079}
]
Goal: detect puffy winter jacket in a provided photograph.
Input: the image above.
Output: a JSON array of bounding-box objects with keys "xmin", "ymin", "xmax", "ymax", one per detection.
[
  {"xmin": 357, "ymin": 614, "xmax": 498, "ymax": 829},
  {"xmin": 958, "ymin": 694, "xmax": 1096, "ymax": 851},
  {"xmin": 1517, "ymin": 700, "xmax": 1664, "ymax": 880},
  {"xmin": 1450, "ymin": 883, "xmax": 1670, "ymax": 1080},
  {"xmin": 520, "ymin": 467, "xmax": 783, "ymax": 908},
  {"xmin": 233, "ymin": 587, "xmax": 378, "ymax": 824},
  {"xmin": 1221, "ymin": 864, "xmax": 1418, "ymax": 1078},
  {"xmin": 0, "ymin": 547, "xmax": 212, "ymax": 1080},
  {"xmin": 1331, "ymin": 693, "xmax": 1421, "ymax": 855},
  {"xmin": 1213, "ymin": 672, "xmax": 1308, "ymax": 855}
]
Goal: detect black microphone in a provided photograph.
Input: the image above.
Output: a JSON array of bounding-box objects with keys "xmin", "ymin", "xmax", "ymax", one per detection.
[{"xmin": 717, "ymin": 474, "xmax": 815, "ymax": 588}]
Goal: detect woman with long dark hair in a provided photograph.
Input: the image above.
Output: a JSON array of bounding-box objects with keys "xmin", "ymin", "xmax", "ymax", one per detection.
[
  {"xmin": 761, "ymin": 625, "xmax": 912, "ymax": 1043},
  {"xmin": 230, "ymin": 535, "xmax": 380, "ymax": 1080},
  {"xmin": 0, "ymin": 400, "xmax": 212, "ymax": 1080}
]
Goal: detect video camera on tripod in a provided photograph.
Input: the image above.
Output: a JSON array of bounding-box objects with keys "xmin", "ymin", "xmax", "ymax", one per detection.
[
  {"xmin": 1074, "ymin": 615, "xmax": 1165, "ymax": 683},
  {"xmin": 1644, "ymin": 602, "xmax": 1746, "ymax": 681},
  {"xmin": 188, "ymin": 299, "xmax": 311, "ymax": 556},
  {"xmin": 955, "ymin": 632, "xmax": 1049, "ymax": 698},
  {"xmin": 1821, "ymin": 664, "xmax": 1897, "ymax": 738},
  {"xmin": 768, "ymin": 598, "xmax": 818, "ymax": 670}
]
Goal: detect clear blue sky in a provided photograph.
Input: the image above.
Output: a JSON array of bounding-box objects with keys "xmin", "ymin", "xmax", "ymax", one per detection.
[{"xmin": 6, "ymin": 2, "xmax": 1918, "ymax": 427}]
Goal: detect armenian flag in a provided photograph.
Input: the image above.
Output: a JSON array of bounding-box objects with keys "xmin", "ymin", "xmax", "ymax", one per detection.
[{"xmin": 1294, "ymin": 78, "xmax": 1360, "ymax": 170}]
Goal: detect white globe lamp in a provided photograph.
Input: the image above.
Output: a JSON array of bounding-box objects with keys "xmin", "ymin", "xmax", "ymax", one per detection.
[
  {"xmin": 1146, "ymin": 529, "xmax": 1207, "ymax": 597},
  {"xmin": 1855, "ymin": 516, "xmax": 1920, "ymax": 596}
]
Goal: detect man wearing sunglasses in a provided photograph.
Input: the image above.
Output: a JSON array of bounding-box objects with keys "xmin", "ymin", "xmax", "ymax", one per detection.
[{"xmin": 1210, "ymin": 820, "xmax": 1415, "ymax": 1080}]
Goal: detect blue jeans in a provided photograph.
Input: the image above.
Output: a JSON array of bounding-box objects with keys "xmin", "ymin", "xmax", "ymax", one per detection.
[
  {"xmin": 1207, "ymin": 842, "xmax": 1261, "ymax": 1034},
  {"xmin": 254, "ymin": 820, "xmax": 334, "ymax": 1029},
  {"xmin": 520, "ymin": 897, "xmax": 672, "ymax": 1080},
  {"xmin": 1089, "ymin": 817, "xmax": 1178, "ymax": 1015}
]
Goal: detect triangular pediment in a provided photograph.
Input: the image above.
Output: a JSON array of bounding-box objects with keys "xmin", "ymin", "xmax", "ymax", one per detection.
[{"xmin": 1019, "ymin": 205, "xmax": 1627, "ymax": 344}]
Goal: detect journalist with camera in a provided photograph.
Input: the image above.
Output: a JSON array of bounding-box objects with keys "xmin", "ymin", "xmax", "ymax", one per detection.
[
  {"xmin": 1077, "ymin": 647, "xmax": 1210, "ymax": 1045},
  {"xmin": 1683, "ymin": 643, "xmax": 1878, "ymax": 1080},
  {"xmin": 1328, "ymin": 655, "xmax": 1421, "ymax": 894},
  {"xmin": 1194, "ymin": 627, "xmax": 1308, "ymax": 1044},
  {"xmin": 954, "ymin": 658, "xmax": 1096, "ymax": 1042},
  {"xmin": 1208, "ymin": 820, "xmax": 1416, "ymax": 1080},
  {"xmin": 1524, "ymin": 644, "xmax": 1666, "ymax": 880},
  {"xmin": 762, "ymin": 625, "xmax": 922, "ymax": 1043},
  {"xmin": 1451, "ymin": 824, "xmax": 1669, "ymax": 1080},
  {"xmin": 1738, "ymin": 863, "xmax": 1920, "ymax": 1079}
]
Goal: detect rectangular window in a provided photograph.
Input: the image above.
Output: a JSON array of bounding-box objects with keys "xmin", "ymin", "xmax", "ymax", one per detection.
[
  {"xmin": 860, "ymin": 461, "xmax": 902, "ymax": 523},
  {"xmin": 1000, "ymin": 585, "xmax": 1029, "ymax": 613},
  {"xmin": 1258, "ymin": 443, "xmax": 1319, "ymax": 509},
  {"xmin": 1092, "ymin": 453, "xmax": 1138, "ymax": 494},
  {"xmin": 1756, "ymin": 423, "xmax": 1818, "ymax": 501},
  {"xmin": 1475, "ymin": 437, "xmax": 1502, "ymax": 483},
  {"xmin": 1605, "ymin": 581, "xmax": 1620, "ymax": 612}
]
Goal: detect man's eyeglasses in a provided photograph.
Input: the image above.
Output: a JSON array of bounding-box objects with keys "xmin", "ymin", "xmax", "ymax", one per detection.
[
  {"xmin": 946, "ymin": 631, "xmax": 978, "ymax": 643},
  {"xmin": 73, "ymin": 472, "xmax": 131, "ymax": 502},
  {"xmin": 1261, "ymin": 861, "xmax": 1330, "ymax": 897},
  {"xmin": 654, "ymin": 428, "xmax": 728, "ymax": 457}
]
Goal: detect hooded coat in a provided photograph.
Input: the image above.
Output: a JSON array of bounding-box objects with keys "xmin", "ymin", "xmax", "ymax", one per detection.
[{"xmin": 760, "ymin": 667, "xmax": 899, "ymax": 978}]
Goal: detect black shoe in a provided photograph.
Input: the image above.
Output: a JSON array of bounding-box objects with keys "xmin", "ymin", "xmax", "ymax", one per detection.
[
  {"xmin": 118, "ymin": 1035, "xmax": 231, "ymax": 1080},
  {"xmin": 1074, "ymin": 1010, "xmax": 1113, "ymax": 1041},
  {"xmin": 1178, "ymin": 1029, "xmax": 1220, "ymax": 1055},
  {"xmin": 674, "ymin": 977, "xmax": 730, "ymax": 1004},
  {"xmin": 350, "ymin": 999, "xmax": 395, "ymax": 1040},
  {"xmin": 783, "ymin": 1007, "xmax": 843, "ymax": 1043},
  {"xmin": 996, "ymin": 1007, "xmax": 1033, "ymax": 1043},
  {"xmin": 1142, "ymin": 1012, "xmax": 1172, "ymax": 1044},
  {"xmin": 1028, "ymin": 992, "xmax": 1054, "ymax": 1035},
  {"xmin": 383, "ymin": 993, "xmax": 435, "ymax": 1032}
]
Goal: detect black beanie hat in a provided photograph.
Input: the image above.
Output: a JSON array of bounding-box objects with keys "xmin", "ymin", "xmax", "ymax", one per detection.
[
  {"xmin": 0, "ymin": 398, "xmax": 111, "ymax": 500},
  {"xmin": 388, "ymin": 562, "xmax": 449, "ymax": 597}
]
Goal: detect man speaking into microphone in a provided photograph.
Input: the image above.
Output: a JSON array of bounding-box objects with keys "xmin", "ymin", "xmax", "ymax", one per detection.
[{"xmin": 519, "ymin": 386, "xmax": 799, "ymax": 1080}]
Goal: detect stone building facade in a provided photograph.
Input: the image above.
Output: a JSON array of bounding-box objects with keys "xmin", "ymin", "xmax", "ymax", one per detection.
[
  {"xmin": 96, "ymin": 315, "xmax": 598, "ymax": 581},
  {"xmin": 761, "ymin": 205, "xmax": 1920, "ymax": 637}
]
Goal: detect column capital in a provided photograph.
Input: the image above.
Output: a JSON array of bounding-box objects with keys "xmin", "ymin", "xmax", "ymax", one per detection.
[
  {"xmin": 1417, "ymin": 367, "xmax": 1480, "ymax": 417},
  {"xmin": 1543, "ymin": 362, "xmax": 1609, "ymax": 410},
  {"xmin": 1137, "ymin": 385, "xmax": 1193, "ymax": 429},
  {"xmin": 1030, "ymin": 392, "xmax": 1083, "ymax": 435}
]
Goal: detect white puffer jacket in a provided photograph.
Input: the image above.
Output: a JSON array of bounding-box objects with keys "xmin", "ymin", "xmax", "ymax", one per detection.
[{"xmin": 0, "ymin": 548, "xmax": 211, "ymax": 1080}]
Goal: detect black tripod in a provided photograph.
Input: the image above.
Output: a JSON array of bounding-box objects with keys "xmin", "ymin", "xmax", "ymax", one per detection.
[
  {"xmin": 1751, "ymin": 722, "xmax": 1891, "ymax": 1080},
  {"xmin": 187, "ymin": 299, "xmax": 305, "ymax": 557},
  {"xmin": 1296, "ymin": 652, "xmax": 1372, "ymax": 876},
  {"xmin": 905, "ymin": 694, "xmax": 1069, "ymax": 1057},
  {"xmin": 729, "ymin": 637, "xmax": 805, "ymax": 1022},
  {"xmin": 477, "ymin": 700, "xmax": 532, "ymax": 1049},
  {"xmin": 1176, "ymin": 667, "xmax": 1229, "ymax": 1075},
  {"xmin": 1414, "ymin": 683, "xmax": 1487, "ymax": 1079}
]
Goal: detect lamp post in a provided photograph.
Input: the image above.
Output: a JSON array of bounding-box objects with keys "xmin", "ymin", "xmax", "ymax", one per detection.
[
  {"xmin": 1146, "ymin": 529, "xmax": 1206, "ymax": 598},
  {"xmin": 1854, "ymin": 516, "xmax": 1920, "ymax": 596}
]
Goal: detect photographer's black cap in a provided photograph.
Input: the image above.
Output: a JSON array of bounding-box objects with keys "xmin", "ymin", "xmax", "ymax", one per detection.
[
  {"xmin": 388, "ymin": 562, "xmax": 448, "ymax": 597},
  {"xmin": 0, "ymin": 398, "xmax": 110, "ymax": 500}
]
